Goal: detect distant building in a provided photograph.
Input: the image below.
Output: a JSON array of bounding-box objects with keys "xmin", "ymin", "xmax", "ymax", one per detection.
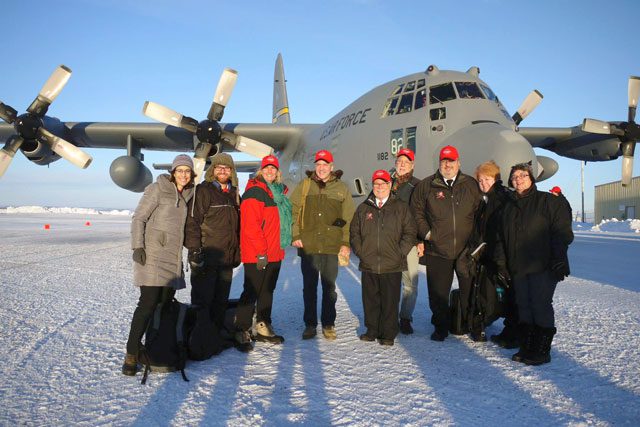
[{"xmin": 594, "ymin": 176, "xmax": 640, "ymax": 221}]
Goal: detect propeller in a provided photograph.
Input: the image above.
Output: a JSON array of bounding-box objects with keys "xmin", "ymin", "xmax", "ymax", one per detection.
[
  {"xmin": 512, "ymin": 90, "xmax": 544, "ymax": 126},
  {"xmin": 0, "ymin": 65, "xmax": 92, "ymax": 178},
  {"xmin": 582, "ymin": 76, "xmax": 640, "ymax": 186},
  {"xmin": 142, "ymin": 68, "xmax": 273, "ymax": 182}
]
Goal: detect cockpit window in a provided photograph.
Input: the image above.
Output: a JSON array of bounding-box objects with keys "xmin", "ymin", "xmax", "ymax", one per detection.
[
  {"xmin": 381, "ymin": 80, "xmax": 427, "ymax": 117},
  {"xmin": 382, "ymin": 97, "xmax": 399, "ymax": 117},
  {"xmin": 455, "ymin": 82, "xmax": 485, "ymax": 99},
  {"xmin": 397, "ymin": 93, "xmax": 414, "ymax": 114},
  {"xmin": 479, "ymin": 83, "xmax": 498, "ymax": 102},
  {"xmin": 429, "ymin": 83, "xmax": 456, "ymax": 104},
  {"xmin": 391, "ymin": 84, "xmax": 404, "ymax": 96},
  {"xmin": 414, "ymin": 88, "xmax": 426, "ymax": 110}
]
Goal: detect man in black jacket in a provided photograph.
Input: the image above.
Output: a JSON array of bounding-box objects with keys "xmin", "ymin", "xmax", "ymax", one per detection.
[
  {"xmin": 411, "ymin": 146, "xmax": 482, "ymax": 341},
  {"xmin": 350, "ymin": 169, "xmax": 417, "ymax": 346},
  {"xmin": 184, "ymin": 153, "xmax": 240, "ymax": 331}
]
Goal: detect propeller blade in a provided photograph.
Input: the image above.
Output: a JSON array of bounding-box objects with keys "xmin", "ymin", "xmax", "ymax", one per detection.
[
  {"xmin": 0, "ymin": 136, "xmax": 24, "ymax": 178},
  {"xmin": 223, "ymin": 131, "xmax": 273, "ymax": 159},
  {"xmin": 621, "ymin": 156, "xmax": 633, "ymax": 186},
  {"xmin": 193, "ymin": 157, "xmax": 207, "ymax": 184},
  {"xmin": 0, "ymin": 102, "xmax": 18, "ymax": 124},
  {"xmin": 40, "ymin": 65, "xmax": 72, "ymax": 103},
  {"xmin": 208, "ymin": 68, "xmax": 238, "ymax": 121},
  {"xmin": 142, "ymin": 101, "xmax": 198, "ymax": 133},
  {"xmin": 27, "ymin": 65, "xmax": 72, "ymax": 116},
  {"xmin": 512, "ymin": 90, "xmax": 543, "ymax": 125},
  {"xmin": 582, "ymin": 118, "xmax": 613, "ymax": 134},
  {"xmin": 628, "ymin": 76, "xmax": 640, "ymax": 122},
  {"xmin": 38, "ymin": 128, "xmax": 92, "ymax": 169}
]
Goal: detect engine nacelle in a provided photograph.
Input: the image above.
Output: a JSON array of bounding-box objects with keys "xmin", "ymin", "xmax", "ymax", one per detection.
[
  {"xmin": 535, "ymin": 155, "xmax": 559, "ymax": 182},
  {"xmin": 20, "ymin": 139, "xmax": 61, "ymax": 166},
  {"xmin": 110, "ymin": 156, "xmax": 152, "ymax": 192}
]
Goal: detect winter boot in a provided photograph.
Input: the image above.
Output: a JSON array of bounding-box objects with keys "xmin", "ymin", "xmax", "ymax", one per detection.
[
  {"xmin": 399, "ymin": 318, "xmax": 414, "ymax": 335},
  {"xmin": 512, "ymin": 323, "xmax": 535, "ymax": 363},
  {"xmin": 235, "ymin": 330, "xmax": 254, "ymax": 353},
  {"xmin": 322, "ymin": 325, "xmax": 337, "ymax": 340},
  {"xmin": 302, "ymin": 325, "xmax": 317, "ymax": 340},
  {"xmin": 491, "ymin": 324, "xmax": 520, "ymax": 349},
  {"xmin": 253, "ymin": 321, "xmax": 285, "ymax": 344},
  {"xmin": 523, "ymin": 326, "xmax": 556, "ymax": 366},
  {"xmin": 121, "ymin": 353, "xmax": 139, "ymax": 376}
]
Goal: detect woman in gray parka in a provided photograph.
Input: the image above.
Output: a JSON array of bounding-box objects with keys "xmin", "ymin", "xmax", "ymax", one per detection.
[{"xmin": 122, "ymin": 154, "xmax": 195, "ymax": 376}]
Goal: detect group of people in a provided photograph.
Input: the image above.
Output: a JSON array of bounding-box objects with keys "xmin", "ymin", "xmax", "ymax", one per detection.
[{"xmin": 122, "ymin": 143, "xmax": 573, "ymax": 376}]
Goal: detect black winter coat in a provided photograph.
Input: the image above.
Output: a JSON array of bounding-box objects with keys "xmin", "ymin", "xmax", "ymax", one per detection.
[
  {"xmin": 496, "ymin": 184, "xmax": 574, "ymax": 279},
  {"xmin": 184, "ymin": 180, "xmax": 241, "ymax": 267},
  {"xmin": 350, "ymin": 193, "xmax": 417, "ymax": 274},
  {"xmin": 411, "ymin": 171, "xmax": 482, "ymax": 260}
]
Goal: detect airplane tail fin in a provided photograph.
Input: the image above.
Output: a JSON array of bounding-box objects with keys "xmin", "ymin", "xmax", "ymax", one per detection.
[{"xmin": 272, "ymin": 53, "xmax": 291, "ymax": 124}]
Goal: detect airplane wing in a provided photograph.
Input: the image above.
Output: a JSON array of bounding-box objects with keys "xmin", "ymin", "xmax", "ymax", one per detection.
[{"xmin": 519, "ymin": 125, "xmax": 623, "ymax": 162}]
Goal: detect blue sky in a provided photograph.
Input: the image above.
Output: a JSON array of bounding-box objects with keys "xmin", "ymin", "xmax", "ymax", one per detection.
[{"xmin": 1, "ymin": 0, "xmax": 638, "ymax": 212}]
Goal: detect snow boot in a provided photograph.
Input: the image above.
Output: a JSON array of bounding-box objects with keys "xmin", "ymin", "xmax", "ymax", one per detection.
[
  {"xmin": 234, "ymin": 330, "xmax": 254, "ymax": 352},
  {"xmin": 399, "ymin": 318, "xmax": 414, "ymax": 335},
  {"xmin": 121, "ymin": 353, "xmax": 139, "ymax": 376},
  {"xmin": 523, "ymin": 326, "xmax": 556, "ymax": 366},
  {"xmin": 253, "ymin": 321, "xmax": 285, "ymax": 344},
  {"xmin": 302, "ymin": 325, "xmax": 317, "ymax": 340},
  {"xmin": 322, "ymin": 326, "xmax": 337, "ymax": 340},
  {"xmin": 512, "ymin": 323, "xmax": 535, "ymax": 363},
  {"xmin": 491, "ymin": 324, "xmax": 520, "ymax": 349}
]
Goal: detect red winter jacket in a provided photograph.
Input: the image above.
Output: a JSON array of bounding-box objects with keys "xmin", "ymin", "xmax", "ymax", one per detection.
[{"xmin": 240, "ymin": 177, "xmax": 285, "ymax": 264}]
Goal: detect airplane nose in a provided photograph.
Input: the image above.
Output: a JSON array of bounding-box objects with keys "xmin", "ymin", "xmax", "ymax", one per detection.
[{"xmin": 441, "ymin": 122, "xmax": 537, "ymax": 180}]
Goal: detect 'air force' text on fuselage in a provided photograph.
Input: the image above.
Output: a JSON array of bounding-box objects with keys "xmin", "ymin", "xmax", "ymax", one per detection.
[{"xmin": 320, "ymin": 108, "xmax": 371, "ymax": 141}]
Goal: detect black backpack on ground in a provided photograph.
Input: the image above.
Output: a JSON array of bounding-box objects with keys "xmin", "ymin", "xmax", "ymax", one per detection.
[
  {"xmin": 187, "ymin": 306, "xmax": 226, "ymax": 361},
  {"xmin": 468, "ymin": 264, "xmax": 507, "ymax": 333},
  {"xmin": 139, "ymin": 298, "xmax": 190, "ymax": 385}
]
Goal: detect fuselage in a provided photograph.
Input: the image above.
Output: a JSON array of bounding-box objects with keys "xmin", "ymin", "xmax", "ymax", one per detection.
[{"xmin": 280, "ymin": 67, "xmax": 537, "ymax": 197}]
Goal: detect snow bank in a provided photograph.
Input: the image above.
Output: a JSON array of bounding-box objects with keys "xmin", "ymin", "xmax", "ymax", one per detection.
[
  {"xmin": 0, "ymin": 206, "xmax": 132, "ymax": 216},
  {"xmin": 591, "ymin": 218, "xmax": 640, "ymax": 233}
]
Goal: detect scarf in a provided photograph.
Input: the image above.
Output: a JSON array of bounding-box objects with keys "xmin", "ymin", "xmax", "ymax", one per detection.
[{"xmin": 268, "ymin": 182, "xmax": 293, "ymax": 249}]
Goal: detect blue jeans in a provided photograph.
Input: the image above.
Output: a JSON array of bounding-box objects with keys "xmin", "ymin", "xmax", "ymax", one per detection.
[{"xmin": 301, "ymin": 253, "xmax": 338, "ymax": 327}]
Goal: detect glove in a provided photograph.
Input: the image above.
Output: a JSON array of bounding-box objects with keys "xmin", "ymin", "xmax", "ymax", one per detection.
[
  {"xmin": 132, "ymin": 248, "xmax": 146, "ymax": 266},
  {"xmin": 551, "ymin": 259, "xmax": 570, "ymax": 282},
  {"xmin": 256, "ymin": 255, "xmax": 268, "ymax": 270},
  {"xmin": 188, "ymin": 248, "xmax": 205, "ymax": 269}
]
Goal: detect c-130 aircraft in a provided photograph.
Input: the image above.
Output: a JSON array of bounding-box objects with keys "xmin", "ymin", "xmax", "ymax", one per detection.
[{"xmin": 1, "ymin": 54, "xmax": 638, "ymax": 197}]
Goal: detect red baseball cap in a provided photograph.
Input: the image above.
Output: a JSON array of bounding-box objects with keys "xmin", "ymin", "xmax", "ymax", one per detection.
[
  {"xmin": 261, "ymin": 155, "xmax": 279, "ymax": 170},
  {"xmin": 372, "ymin": 169, "xmax": 391, "ymax": 183},
  {"xmin": 550, "ymin": 186, "xmax": 562, "ymax": 195},
  {"xmin": 397, "ymin": 148, "xmax": 415, "ymax": 162},
  {"xmin": 314, "ymin": 149, "xmax": 334, "ymax": 163},
  {"xmin": 439, "ymin": 145, "xmax": 459, "ymax": 161}
]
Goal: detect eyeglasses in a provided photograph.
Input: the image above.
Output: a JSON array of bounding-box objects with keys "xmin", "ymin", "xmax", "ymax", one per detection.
[
  {"xmin": 174, "ymin": 168, "xmax": 192, "ymax": 175},
  {"xmin": 373, "ymin": 182, "xmax": 390, "ymax": 187},
  {"xmin": 395, "ymin": 159, "xmax": 413, "ymax": 166},
  {"xmin": 214, "ymin": 166, "xmax": 231, "ymax": 171},
  {"xmin": 511, "ymin": 173, "xmax": 530, "ymax": 181}
]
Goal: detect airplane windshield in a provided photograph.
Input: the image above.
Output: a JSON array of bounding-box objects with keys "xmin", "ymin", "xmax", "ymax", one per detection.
[
  {"xmin": 429, "ymin": 83, "xmax": 456, "ymax": 104},
  {"xmin": 455, "ymin": 82, "xmax": 485, "ymax": 99},
  {"xmin": 381, "ymin": 79, "xmax": 427, "ymax": 117},
  {"xmin": 480, "ymin": 83, "xmax": 498, "ymax": 102}
]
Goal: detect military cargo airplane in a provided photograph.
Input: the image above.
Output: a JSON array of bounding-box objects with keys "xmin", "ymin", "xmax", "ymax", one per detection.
[{"xmin": 1, "ymin": 54, "xmax": 638, "ymax": 198}]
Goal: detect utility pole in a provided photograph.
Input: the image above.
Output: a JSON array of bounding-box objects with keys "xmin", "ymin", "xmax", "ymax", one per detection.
[{"xmin": 581, "ymin": 161, "xmax": 585, "ymax": 222}]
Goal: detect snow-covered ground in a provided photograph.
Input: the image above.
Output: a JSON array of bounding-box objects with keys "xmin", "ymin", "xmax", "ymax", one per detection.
[{"xmin": 0, "ymin": 212, "xmax": 639, "ymax": 426}]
